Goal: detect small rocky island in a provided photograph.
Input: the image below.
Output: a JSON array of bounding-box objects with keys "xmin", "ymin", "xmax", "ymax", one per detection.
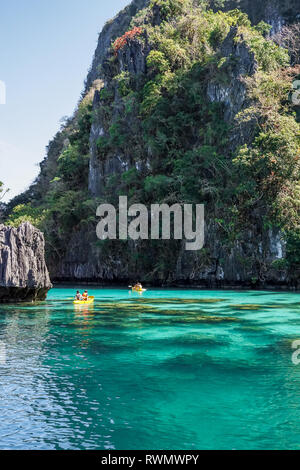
[{"xmin": 0, "ymin": 222, "xmax": 52, "ymax": 302}]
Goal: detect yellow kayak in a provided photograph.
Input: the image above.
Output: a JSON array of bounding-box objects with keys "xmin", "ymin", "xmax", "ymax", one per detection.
[
  {"xmin": 73, "ymin": 296, "xmax": 95, "ymax": 305},
  {"xmin": 131, "ymin": 288, "xmax": 147, "ymax": 293}
]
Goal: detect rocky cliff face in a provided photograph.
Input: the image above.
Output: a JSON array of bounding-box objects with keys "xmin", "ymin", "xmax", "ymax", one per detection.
[
  {"xmin": 85, "ymin": 0, "xmax": 150, "ymax": 90},
  {"xmin": 48, "ymin": 2, "xmax": 297, "ymax": 288},
  {"xmin": 0, "ymin": 223, "xmax": 52, "ymax": 302},
  {"xmin": 87, "ymin": 0, "xmax": 299, "ymax": 200},
  {"xmin": 88, "ymin": 27, "xmax": 151, "ymax": 197},
  {"xmin": 211, "ymin": 0, "xmax": 299, "ymax": 33},
  {"xmin": 52, "ymin": 221, "xmax": 289, "ymax": 289},
  {"xmin": 207, "ymin": 26, "xmax": 258, "ymax": 122}
]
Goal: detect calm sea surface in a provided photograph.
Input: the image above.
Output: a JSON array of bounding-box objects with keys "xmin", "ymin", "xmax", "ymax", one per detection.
[{"xmin": 0, "ymin": 287, "xmax": 300, "ymax": 450}]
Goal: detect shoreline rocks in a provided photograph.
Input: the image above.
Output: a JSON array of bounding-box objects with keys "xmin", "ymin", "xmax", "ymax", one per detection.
[{"xmin": 0, "ymin": 222, "xmax": 52, "ymax": 302}]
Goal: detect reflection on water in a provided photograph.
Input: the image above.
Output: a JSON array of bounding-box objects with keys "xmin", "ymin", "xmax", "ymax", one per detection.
[{"xmin": 0, "ymin": 287, "xmax": 300, "ymax": 449}]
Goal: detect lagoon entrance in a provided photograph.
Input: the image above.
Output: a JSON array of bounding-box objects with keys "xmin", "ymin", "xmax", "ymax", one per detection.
[{"xmin": 0, "ymin": 287, "xmax": 300, "ymax": 450}]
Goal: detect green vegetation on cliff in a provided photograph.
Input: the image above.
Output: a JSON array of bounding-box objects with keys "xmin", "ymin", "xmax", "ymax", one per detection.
[{"xmin": 5, "ymin": 0, "xmax": 300, "ymax": 284}]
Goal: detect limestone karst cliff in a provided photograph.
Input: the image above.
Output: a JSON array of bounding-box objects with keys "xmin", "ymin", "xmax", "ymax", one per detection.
[
  {"xmin": 211, "ymin": 0, "xmax": 299, "ymax": 33},
  {"xmin": 5, "ymin": 0, "xmax": 300, "ymax": 288},
  {"xmin": 0, "ymin": 223, "xmax": 52, "ymax": 302}
]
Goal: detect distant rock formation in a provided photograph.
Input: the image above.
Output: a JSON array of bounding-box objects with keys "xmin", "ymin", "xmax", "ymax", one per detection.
[{"xmin": 0, "ymin": 222, "xmax": 52, "ymax": 302}]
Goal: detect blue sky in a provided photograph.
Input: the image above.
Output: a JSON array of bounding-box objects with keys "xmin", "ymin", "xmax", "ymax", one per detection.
[{"xmin": 0, "ymin": 0, "xmax": 129, "ymax": 202}]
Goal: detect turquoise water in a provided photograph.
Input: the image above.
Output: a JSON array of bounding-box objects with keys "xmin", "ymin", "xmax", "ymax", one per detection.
[{"xmin": 0, "ymin": 287, "xmax": 300, "ymax": 450}]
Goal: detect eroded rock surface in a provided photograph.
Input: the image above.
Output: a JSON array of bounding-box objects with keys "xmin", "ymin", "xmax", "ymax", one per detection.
[{"xmin": 0, "ymin": 223, "xmax": 52, "ymax": 302}]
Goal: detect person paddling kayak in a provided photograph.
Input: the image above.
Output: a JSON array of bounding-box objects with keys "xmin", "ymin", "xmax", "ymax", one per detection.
[
  {"xmin": 131, "ymin": 282, "xmax": 143, "ymax": 291},
  {"xmin": 82, "ymin": 290, "xmax": 88, "ymax": 301},
  {"xmin": 75, "ymin": 291, "xmax": 83, "ymax": 301}
]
